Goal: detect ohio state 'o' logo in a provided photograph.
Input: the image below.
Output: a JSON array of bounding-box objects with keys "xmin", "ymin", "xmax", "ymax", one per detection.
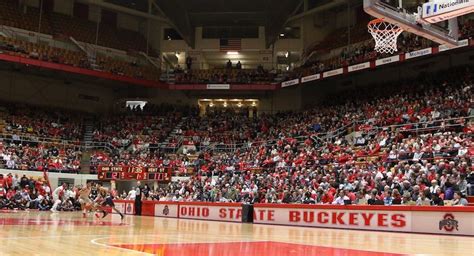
[
  {"xmin": 162, "ymin": 205, "xmax": 169, "ymax": 216},
  {"xmin": 439, "ymin": 213, "xmax": 458, "ymax": 232}
]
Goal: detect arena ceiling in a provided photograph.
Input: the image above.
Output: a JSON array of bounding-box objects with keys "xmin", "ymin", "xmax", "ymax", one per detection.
[{"xmin": 154, "ymin": 0, "xmax": 304, "ymax": 48}]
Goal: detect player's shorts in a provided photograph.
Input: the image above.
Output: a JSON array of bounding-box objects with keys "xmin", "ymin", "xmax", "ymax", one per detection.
[
  {"xmin": 79, "ymin": 197, "xmax": 92, "ymax": 205},
  {"xmin": 102, "ymin": 196, "xmax": 114, "ymax": 207}
]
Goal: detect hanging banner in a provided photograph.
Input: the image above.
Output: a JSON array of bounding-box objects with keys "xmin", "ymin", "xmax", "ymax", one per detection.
[
  {"xmin": 281, "ymin": 79, "xmax": 299, "ymax": 87},
  {"xmin": 375, "ymin": 55, "xmax": 400, "ymax": 66},
  {"xmin": 301, "ymin": 74, "xmax": 321, "ymax": 83},
  {"xmin": 348, "ymin": 62, "xmax": 371, "ymax": 72},
  {"xmin": 323, "ymin": 68, "xmax": 343, "ymax": 78},
  {"xmin": 405, "ymin": 48, "xmax": 432, "ymax": 59}
]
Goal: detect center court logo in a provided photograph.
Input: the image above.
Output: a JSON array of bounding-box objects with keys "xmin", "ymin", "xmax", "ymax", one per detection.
[{"xmin": 439, "ymin": 213, "xmax": 459, "ymax": 232}]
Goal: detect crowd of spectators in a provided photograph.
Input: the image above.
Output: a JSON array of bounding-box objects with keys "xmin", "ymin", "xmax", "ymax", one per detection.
[
  {"xmin": 146, "ymin": 66, "xmax": 473, "ymax": 205},
  {"xmin": 0, "ymin": 103, "xmax": 83, "ymax": 173},
  {"xmin": 0, "ymin": 173, "xmax": 84, "ymax": 211},
  {"xmin": 0, "ymin": 64, "xmax": 471, "ymax": 207},
  {"xmin": 2, "ymin": 103, "xmax": 84, "ymax": 142},
  {"xmin": 0, "ymin": 63, "xmax": 471, "ymax": 203},
  {"xmin": 0, "ymin": 173, "xmax": 53, "ymax": 210},
  {"xmin": 174, "ymin": 66, "xmax": 276, "ymax": 84},
  {"xmin": 89, "ymin": 104, "xmax": 197, "ymax": 171},
  {"xmin": 0, "ymin": 142, "xmax": 82, "ymax": 173}
]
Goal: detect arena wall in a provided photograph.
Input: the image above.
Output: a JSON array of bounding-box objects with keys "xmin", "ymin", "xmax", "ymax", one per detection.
[
  {"xmin": 111, "ymin": 200, "xmax": 474, "ymax": 236},
  {"xmin": 117, "ymin": 12, "xmax": 142, "ymax": 32},
  {"xmin": 53, "ymin": 0, "xmax": 74, "ymax": 16},
  {"xmin": 259, "ymin": 86, "xmax": 302, "ymax": 113}
]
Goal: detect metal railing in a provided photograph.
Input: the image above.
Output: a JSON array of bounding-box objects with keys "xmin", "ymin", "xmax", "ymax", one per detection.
[
  {"xmin": 0, "ymin": 115, "xmax": 470, "ymax": 160},
  {"xmin": 0, "ymin": 132, "xmax": 81, "ymax": 147},
  {"xmin": 179, "ymin": 115, "xmax": 472, "ymax": 155}
]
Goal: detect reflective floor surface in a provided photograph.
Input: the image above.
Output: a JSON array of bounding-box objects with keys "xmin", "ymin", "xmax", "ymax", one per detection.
[{"xmin": 0, "ymin": 211, "xmax": 472, "ymax": 256}]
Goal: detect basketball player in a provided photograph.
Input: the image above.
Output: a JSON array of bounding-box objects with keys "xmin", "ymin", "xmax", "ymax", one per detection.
[
  {"xmin": 50, "ymin": 183, "xmax": 67, "ymax": 213},
  {"xmin": 94, "ymin": 183, "xmax": 124, "ymax": 220},
  {"xmin": 78, "ymin": 182, "xmax": 93, "ymax": 218}
]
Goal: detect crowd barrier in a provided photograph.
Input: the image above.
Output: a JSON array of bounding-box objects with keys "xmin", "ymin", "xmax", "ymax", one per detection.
[{"xmin": 113, "ymin": 200, "xmax": 474, "ymax": 236}]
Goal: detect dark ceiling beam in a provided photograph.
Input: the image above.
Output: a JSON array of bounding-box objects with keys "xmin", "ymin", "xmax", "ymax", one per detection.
[
  {"xmin": 188, "ymin": 11, "xmax": 264, "ymax": 16},
  {"xmin": 286, "ymin": 0, "xmax": 348, "ymax": 23},
  {"xmin": 77, "ymin": 0, "xmax": 168, "ymax": 22},
  {"xmin": 154, "ymin": 0, "xmax": 195, "ymax": 48},
  {"xmin": 265, "ymin": 0, "xmax": 304, "ymax": 48}
]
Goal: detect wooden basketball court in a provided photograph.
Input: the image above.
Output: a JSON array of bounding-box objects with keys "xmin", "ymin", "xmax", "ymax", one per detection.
[{"xmin": 1, "ymin": 210, "xmax": 473, "ymax": 256}]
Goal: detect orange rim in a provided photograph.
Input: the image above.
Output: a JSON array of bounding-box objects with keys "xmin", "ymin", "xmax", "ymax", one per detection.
[{"xmin": 368, "ymin": 18, "xmax": 403, "ymax": 32}]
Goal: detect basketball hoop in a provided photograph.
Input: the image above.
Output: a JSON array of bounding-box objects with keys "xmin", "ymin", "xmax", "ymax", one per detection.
[{"xmin": 368, "ymin": 18, "xmax": 403, "ymax": 54}]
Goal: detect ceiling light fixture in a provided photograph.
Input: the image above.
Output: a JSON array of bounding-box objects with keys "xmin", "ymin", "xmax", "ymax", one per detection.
[{"xmin": 227, "ymin": 51, "xmax": 239, "ymax": 55}]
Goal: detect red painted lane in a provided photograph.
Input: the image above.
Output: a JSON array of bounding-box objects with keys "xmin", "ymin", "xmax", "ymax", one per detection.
[
  {"xmin": 114, "ymin": 241, "xmax": 406, "ymax": 256},
  {"xmin": 0, "ymin": 218, "xmax": 126, "ymax": 226}
]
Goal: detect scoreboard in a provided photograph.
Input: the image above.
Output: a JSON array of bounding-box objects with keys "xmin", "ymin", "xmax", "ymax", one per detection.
[{"xmin": 97, "ymin": 166, "xmax": 172, "ymax": 182}]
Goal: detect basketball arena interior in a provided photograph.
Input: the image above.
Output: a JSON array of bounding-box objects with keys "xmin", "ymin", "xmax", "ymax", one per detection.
[{"xmin": 0, "ymin": 0, "xmax": 473, "ymax": 255}]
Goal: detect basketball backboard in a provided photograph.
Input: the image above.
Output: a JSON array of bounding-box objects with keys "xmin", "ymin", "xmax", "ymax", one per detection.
[
  {"xmin": 421, "ymin": 0, "xmax": 474, "ymax": 23},
  {"xmin": 363, "ymin": 0, "xmax": 472, "ymax": 47}
]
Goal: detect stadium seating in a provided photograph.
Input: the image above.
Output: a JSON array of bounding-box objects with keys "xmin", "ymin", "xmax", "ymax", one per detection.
[
  {"xmin": 89, "ymin": 65, "xmax": 473, "ymax": 206},
  {"xmin": 0, "ymin": 0, "xmax": 52, "ymax": 34},
  {"xmin": 0, "ymin": 35, "xmax": 90, "ymax": 67},
  {"xmin": 147, "ymin": 66, "xmax": 474, "ymax": 204},
  {"xmin": 0, "ymin": 65, "xmax": 471, "ymax": 205},
  {"xmin": 48, "ymin": 12, "xmax": 153, "ymax": 55},
  {"xmin": 174, "ymin": 68, "xmax": 276, "ymax": 84},
  {"xmin": 0, "ymin": 1, "xmax": 472, "ymax": 206},
  {"xmin": 0, "ymin": 35, "xmax": 162, "ymax": 81},
  {"xmin": 0, "ymin": 103, "xmax": 83, "ymax": 173},
  {"xmin": 0, "ymin": 1, "xmax": 153, "ymax": 55}
]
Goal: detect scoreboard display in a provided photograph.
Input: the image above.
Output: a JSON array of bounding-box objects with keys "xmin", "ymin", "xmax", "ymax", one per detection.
[{"xmin": 97, "ymin": 166, "xmax": 172, "ymax": 182}]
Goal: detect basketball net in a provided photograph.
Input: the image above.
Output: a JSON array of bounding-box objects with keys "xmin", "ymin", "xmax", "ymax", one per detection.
[{"xmin": 368, "ymin": 18, "xmax": 403, "ymax": 54}]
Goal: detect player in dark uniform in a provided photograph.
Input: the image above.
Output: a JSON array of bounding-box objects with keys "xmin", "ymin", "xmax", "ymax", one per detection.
[{"xmin": 94, "ymin": 183, "xmax": 124, "ymax": 220}]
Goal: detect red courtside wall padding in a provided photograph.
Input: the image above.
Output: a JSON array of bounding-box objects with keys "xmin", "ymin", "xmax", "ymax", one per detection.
[
  {"xmin": 113, "ymin": 200, "xmax": 474, "ymax": 236},
  {"xmin": 253, "ymin": 204, "xmax": 474, "ymax": 236},
  {"xmin": 177, "ymin": 202, "xmax": 242, "ymax": 222}
]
